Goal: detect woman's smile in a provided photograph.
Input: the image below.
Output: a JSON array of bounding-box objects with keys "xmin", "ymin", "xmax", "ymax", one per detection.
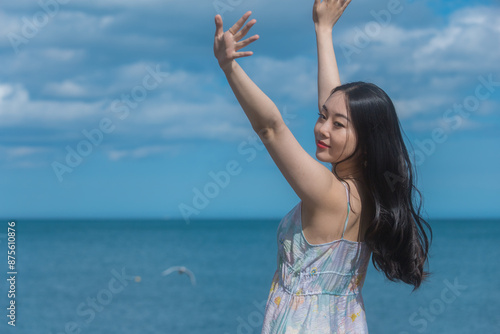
[{"xmin": 317, "ymin": 140, "xmax": 330, "ymax": 149}]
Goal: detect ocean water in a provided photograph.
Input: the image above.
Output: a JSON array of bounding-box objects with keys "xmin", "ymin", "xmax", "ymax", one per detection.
[{"xmin": 0, "ymin": 216, "xmax": 498, "ymax": 334}]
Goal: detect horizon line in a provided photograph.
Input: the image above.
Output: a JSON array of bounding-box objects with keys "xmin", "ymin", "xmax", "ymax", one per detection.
[{"xmin": 1, "ymin": 216, "xmax": 500, "ymax": 222}]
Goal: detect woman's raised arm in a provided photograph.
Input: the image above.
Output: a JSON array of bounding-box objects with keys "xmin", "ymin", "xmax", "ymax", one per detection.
[
  {"xmin": 213, "ymin": 11, "xmax": 344, "ymax": 209},
  {"xmin": 313, "ymin": 0, "xmax": 352, "ymax": 110},
  {"xmin": 214, "ymin": 12, "xmax": 284, "ymax": 135}
]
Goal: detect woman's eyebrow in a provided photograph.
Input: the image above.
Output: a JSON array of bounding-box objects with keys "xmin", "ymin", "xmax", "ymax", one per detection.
[{"xmin": 322, "ymin": 105, "xmax": 350, "ymax": 122}]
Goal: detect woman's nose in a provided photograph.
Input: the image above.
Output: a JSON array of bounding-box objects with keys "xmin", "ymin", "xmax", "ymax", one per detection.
[{"xmin": 319, "ymin": 123, "xmax": 330, "ymax": 137}]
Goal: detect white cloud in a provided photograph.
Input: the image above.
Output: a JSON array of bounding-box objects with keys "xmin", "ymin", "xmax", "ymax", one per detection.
[
  {"xmin": 393, "ymin": 95, "xmax": 452, "ymax": 119},
  {"xmin": 0, "ymin": 84, "xmax": 16, "ymax": 100},
  {"xmin": 1, "ymin": 1, "xmax": 498, "ymax": 169},
  {"xmin": 246, "ymin": 56, "xmax": 317, "ymax": 107},
  {"xmin": 0, "ymin": 83, "xmax": 104, "ymax": 125},
  {"xmin": 412, "ymin": 6, "xmax": 500, "ymax": 73},
  {"xmin": 107, "ymin": 144, "xmax": 180, "ymax": 161},
  {"xmin": 0, "ymin": 10, "xmax": 21, "ymax": 45},
  {"xmin": 0, "ymin": 144, "xmax": 54, "ymax": 169},
  {"xmin": 4, "ymin": 146, "xmax": 49, "ymax": 158},
  {"xmin": 339, "ymin": 6, "xmax": 500, "ymax": 76},
  {"xmin": 43, "ymin": 80, "xmax": 88, "ymax": 97},
  {"xmin": 335, "ymin": 5, "xmax": 500, "ymax": 133},
  {"xmin": 161, "ymin": 121, "xmax": 251, "ymax": 141},
  {"xmin": 408, "ymin": 116, "xmax": 485, "ymax": 133},
  {"xmin": 41, "ymin": 48, "xmax": 85, "ymax": 62}
]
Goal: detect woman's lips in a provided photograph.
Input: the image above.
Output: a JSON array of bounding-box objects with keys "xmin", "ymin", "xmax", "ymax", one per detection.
[{"xmin": 317, "ymin": 140, "xmax": 330, "ymax": 148}]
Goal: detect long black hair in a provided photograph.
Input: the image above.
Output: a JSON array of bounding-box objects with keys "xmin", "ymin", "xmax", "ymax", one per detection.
[{"xmin": 330, "ymin": 81, "xmax": 432, "ymax": 291}]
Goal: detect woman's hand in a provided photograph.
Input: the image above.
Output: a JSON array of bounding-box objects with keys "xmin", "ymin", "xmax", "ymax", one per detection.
[
  {"xmin": 313, "ymin": 0, "xmax": 352, "ymax": 31},
  {"xmin": 214, "ymin": 11, "xmax": 260, "ymax": 72}
]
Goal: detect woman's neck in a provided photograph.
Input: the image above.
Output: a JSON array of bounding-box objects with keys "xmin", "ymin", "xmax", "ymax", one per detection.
[{"xmin": 332, "ymin": 162, "xmax": 365, "ymax": 182}]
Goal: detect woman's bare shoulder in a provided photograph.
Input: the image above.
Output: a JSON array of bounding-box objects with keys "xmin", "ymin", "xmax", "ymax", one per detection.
[{"xmin": 301, "ymin": 178, "xmax": 373, "ymax": 243}]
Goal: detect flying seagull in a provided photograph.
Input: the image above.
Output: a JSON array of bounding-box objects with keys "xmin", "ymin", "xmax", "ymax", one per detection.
[{"xmin": 161, "ymin": 266, "xmax": 196, "ymax": 286}]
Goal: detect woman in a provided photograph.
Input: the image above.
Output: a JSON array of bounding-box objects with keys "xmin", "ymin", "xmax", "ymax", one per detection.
[{"xmin": 213, "ymin": 0, "xmax": 432, "ymax": 332}]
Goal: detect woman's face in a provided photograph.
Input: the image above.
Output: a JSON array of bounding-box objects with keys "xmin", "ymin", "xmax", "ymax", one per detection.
[{"xmin": 314, "ymin": 91, "xmax": 358, "ymax": 164}]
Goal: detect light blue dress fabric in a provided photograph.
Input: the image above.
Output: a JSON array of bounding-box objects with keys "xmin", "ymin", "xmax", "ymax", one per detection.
[{"xmin": 261, "ymin": 181, "xmax": 371, "ymax": 333}]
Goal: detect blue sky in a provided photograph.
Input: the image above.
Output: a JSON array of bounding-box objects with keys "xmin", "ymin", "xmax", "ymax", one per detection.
[{"xmin": 0, "ymin": 0, "xmax": 498, "ymax": 220}]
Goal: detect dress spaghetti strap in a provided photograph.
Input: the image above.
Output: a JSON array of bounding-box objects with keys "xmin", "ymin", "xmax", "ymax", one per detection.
[{"xmin": 340, "ymin": 181, "xmax": 351, "ymax": 240}]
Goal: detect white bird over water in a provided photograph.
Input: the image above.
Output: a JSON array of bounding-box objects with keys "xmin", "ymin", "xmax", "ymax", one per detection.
[{"xmin": 161, "ymin": 266, "xmax": 196, "ymax": 286}]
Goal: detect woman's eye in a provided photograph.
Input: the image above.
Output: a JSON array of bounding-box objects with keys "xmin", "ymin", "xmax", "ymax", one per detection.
[
  {"xmin": 317, "ymin": 113, "xmax": 325, "ymax": 119},
  {"xmin": 334, "ymin": 122, "xmax": 344, "ymax": 127}
]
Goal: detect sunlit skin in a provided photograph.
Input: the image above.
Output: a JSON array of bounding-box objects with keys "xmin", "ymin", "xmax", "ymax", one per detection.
[{"xmin": 314, "ymin": 91, "xmax": 364, "ymax": 180}]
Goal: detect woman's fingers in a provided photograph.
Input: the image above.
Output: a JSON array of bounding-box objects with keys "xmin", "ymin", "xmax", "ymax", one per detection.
[
  {"xmin": 234, "ymin": 19, "xmax": 256, "ymax": 41},
  {"xmin": 233, "ymin": 51, "xmax": 254, "ymax": 60},
  {"xmin": 228, "ymin": 11, "xmax": 252, "ymax": 35},
  {"xmin": 235, "ymin": 34, "xmax": 259, "ymax": 51},
  {"xmin": 214, "ymin": 11, "xmax": 258, "ymax": 64},
  {"xmin": 313, "ymin": 0, "xmax": 352, "ymax": 26},
  {"xmin": 341, "ymin": 0, "xmax": 352, "ymax": 10},
  {"xmin": 214, "ymin": 14, "xmax": 224, "ymax": 37}
]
